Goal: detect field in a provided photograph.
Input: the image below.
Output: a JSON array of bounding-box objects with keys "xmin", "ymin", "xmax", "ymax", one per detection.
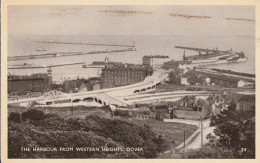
[
  {"xmin": 175, "ymin": 110, "xmax": 209, "ymax": 120},
  {"xmin": 125, "ymin": 119, "xmax": 197, "ymax": 150},
  {"xmin": 149, "ymin": 83, "xmax": 187, "ymax": 93}
]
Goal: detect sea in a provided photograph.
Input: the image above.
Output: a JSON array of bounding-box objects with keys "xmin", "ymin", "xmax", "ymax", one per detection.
[{"xmin": 8, "ymin": 34, "xmax": 255, "ymax": 82}]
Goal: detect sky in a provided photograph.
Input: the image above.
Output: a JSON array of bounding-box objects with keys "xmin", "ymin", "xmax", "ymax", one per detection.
[{"xmin": 8, "ymin": 5, "xmax": 255, "ymax": 36}]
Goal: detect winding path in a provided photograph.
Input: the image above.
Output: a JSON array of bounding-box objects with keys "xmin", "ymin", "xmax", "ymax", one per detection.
[{"xmin": 162, "ymin": 118, "xmax": 214, "ymax": 156}]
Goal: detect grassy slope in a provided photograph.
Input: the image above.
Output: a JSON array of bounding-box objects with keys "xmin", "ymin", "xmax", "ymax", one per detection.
[
  {"xmin": 125, "ymin": 119, "xmax": 197, "ymax": 150},
  {"xmin": 9, "ymin": 106, "xmax": 197, "ymax": 153}
]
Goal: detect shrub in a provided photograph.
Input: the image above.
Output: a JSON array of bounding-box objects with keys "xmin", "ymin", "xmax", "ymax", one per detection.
[
  {"xmin": 209, "ymin": 107, "xmax": 255, "ymax": 158},
  {"xmin": 8, "ymin": 112, "xmax": 21, "ymax": 123},
  {"xmin": 113, "ymin": 109, "xmax": 129, "ymax": 117},
  {"xmin": 143, "ymin": 111, "xmax": 151, "ymax": 115},
  {"xmin": 21, "ymin": 109, "xmax": 45, "ymax": 121},
  {"xmin": 183, "ymin": 146, "xmax": 234, "ymax": 158}
]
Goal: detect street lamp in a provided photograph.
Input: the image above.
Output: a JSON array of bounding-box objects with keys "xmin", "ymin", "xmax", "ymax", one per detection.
[
  {"xmin": 196, "ymin": 112, "xmax": 204, "ymax": 148},
  {"xmin": 200, "ymin": 115, "xmax": 203, "ymax": 147},
  {"xmin": 183, "ymin": 126, "xmax": 186, "ymax": 154}
]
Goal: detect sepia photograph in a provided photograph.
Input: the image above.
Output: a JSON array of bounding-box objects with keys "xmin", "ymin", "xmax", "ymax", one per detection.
[{"xmin": 4, "ymin": 4, "xmax": 256, "ymax": 159}]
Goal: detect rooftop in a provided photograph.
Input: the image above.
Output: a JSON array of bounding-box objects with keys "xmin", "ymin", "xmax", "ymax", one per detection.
[
  {"xmin": 143, "ymin": 55, "xmax": 169, "ymax": 58},
  {"xmin": 8, "ymin": 73, "xmax": 49, "ymax": 80},
  {"xmin": 104, "ymin": 63, "xmax": 152, "ymax": 70},
  {"xmin": 187, "ymin": 70, "xmax": 241, "ymax": 83}
]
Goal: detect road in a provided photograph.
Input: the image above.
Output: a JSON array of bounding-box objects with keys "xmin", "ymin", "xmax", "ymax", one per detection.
[
  {"xmin": 8, "ymin": 70, "xmax": 168, "ymax": 107},
  {"xmin": 185, "ymin": 126, "xmax": 216, "ymax": 150},
  {"xmin": 163, "ymin": 118, "xmax": 213, "ymax": 154},
  {"xmin": 123, "ymin": 90, "xmax": 214, "ymax": 104}
]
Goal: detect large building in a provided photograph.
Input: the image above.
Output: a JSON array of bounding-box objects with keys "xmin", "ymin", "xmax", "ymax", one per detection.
[
  {"xmin": 143, "ymin": 55, "xmax": 170, "ymax": 69},
  {"xmin": 8, "ymin": 73, "xmax": 52, "ymax": 96},
  {"xmin": 100, "ymin": 63, "xmax": 153, "ymax": 89}
]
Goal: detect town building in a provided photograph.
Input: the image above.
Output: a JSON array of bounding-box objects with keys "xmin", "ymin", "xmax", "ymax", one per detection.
[
  {"xmin": 176, "ymin": 69, "xmax": 247, "ymax": 88},
  {"xmin": 168, "ymin": 69, "xmax": 206, "ymax": 86},
  {"xmin": 100, "ymin": 63, "xmax": 153, "ymax": 89},
  {"xmin": 8, "ymin": 73, "xmax": 52, "ymax": 96},
  {"xmin": 176, "ymin": 95, "xmax": 212, "ymax": 113},
  {"xmin": 167, "ymin": 67, "xmax": 183, "ymax": 85},
  {"xmin": 181, "ymin": 77, "xmax": 189, "ymax": 85},
  {"xmin": 142, "ymin": 55, "xmax": 170, "ymax": 69},
  {"xmin": 168, "ymin": 72, "xmax": 181, "ymax": 85},
  {"xmin": 237, "ymin": 80, "xmax": 255, "ymax": 88},
  {"xmin": 209, "ymin": 75, "xmax": 239, "ymax": 88},
  {"xmin": 93, "ymin": 84, "xmax": 101, "ymax": 90}
]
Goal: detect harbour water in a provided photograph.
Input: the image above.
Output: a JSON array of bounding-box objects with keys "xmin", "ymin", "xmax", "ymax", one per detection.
[{"xmin": 8, "ymin": 34, "xmax": 255, "ymax": 82}]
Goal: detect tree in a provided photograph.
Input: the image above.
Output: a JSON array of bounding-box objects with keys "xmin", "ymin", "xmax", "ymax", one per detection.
[
  {"xmin": 8, "ymin": 112, "xmax": 21, "ymax": 123},
  {"xmin": 21, "ymin": 109, "xmax": 45, "ymax": 121},
  {"xmin": 209, "ymin": 105, "xmax": 255, "ymax": 158}
]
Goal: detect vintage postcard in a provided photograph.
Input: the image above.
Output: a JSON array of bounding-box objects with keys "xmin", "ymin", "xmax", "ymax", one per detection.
[{"xmin": 1, "ymin": 0, "xmax": 259, "ymax": 162}]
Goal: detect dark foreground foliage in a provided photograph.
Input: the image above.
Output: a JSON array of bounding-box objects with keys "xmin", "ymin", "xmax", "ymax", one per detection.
[
  {"xmin": 8, "ymin": 112, "xmax": 21, "ymax": 123},
  {"xmin": 184, "ymin": 103, "xmax": 255, "ymax": 159},
  {"xmin": 8, "ymin": 109, "xmax": 167, "ymax": 158},
  {"xmin": 210, "ymin": 104, "xmax": 255, "ymax": 159},
  {"xmin": 183, "ymin": 145, "xmax": 234, "ymax": 159}
]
